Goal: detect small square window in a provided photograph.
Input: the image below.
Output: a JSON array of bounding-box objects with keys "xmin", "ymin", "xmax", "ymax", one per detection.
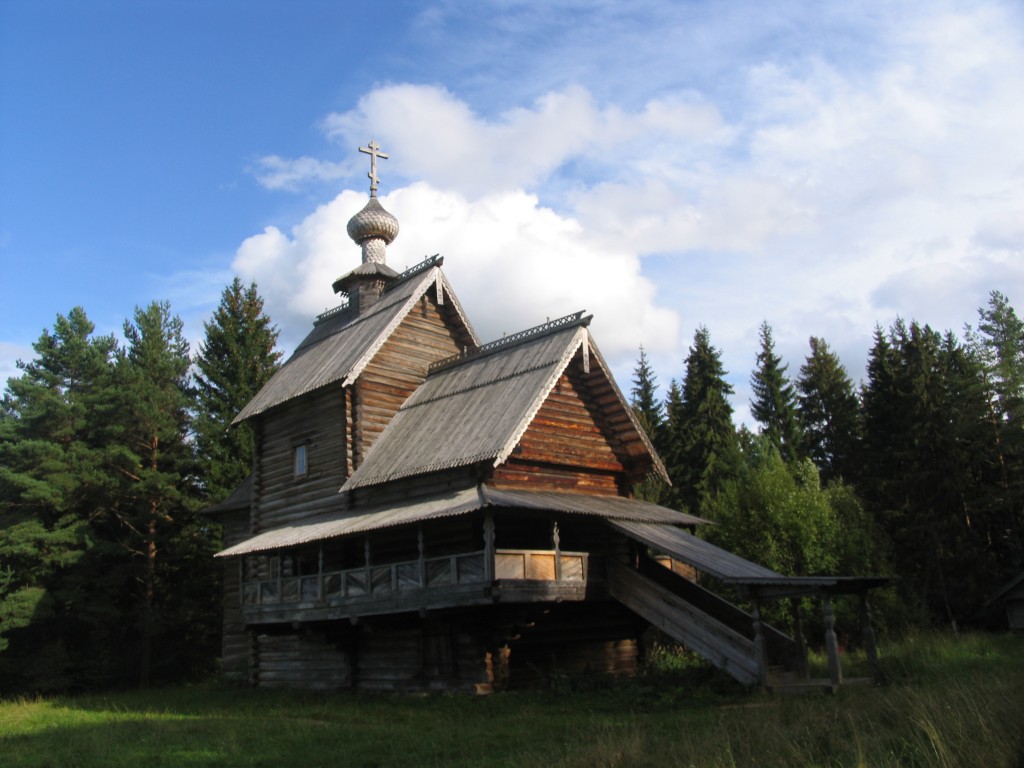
[{"xmin": 293, "ymin": 444, "xmax": 308, "ymax": 478}]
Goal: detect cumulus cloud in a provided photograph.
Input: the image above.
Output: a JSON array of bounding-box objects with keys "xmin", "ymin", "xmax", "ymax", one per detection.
[
  {"xmin": 232, "ymin": 183, "xmax": 681, "ymax": 374},
  {"xmin": 231, "ymin": 0, "xmax": 1024, "ymax": 423},
  {"xmin": 275, "ymin": 83, "xmax": 733, "ymax": 199}
]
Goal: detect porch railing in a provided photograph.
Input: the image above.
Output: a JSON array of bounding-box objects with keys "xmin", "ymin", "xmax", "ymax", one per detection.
[{"xmin": 242, "ymin": 548, "xmax": 593, "ymax": 608}]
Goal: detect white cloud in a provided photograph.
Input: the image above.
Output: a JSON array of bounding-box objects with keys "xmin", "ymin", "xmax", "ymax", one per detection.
[
  {"xmin": 252, "ymin": 156, "xmax": 348, "ymax": 191},
  {"xmin": 231, "ymin": 183, "xmax": 680, "ymax": 376},
  {"xmin": 230, "ymin": 0, "xmax": 1024, "ymax": 424}
]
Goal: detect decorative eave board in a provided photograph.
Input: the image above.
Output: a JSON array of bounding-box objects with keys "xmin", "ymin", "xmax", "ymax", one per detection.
[{"xmin": 584, "ymin": 336, "xmax": 670, "ymax": 483}]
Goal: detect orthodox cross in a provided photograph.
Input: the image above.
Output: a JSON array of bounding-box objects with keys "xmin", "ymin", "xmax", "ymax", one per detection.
[{"xmin": 359, "ymin": 140, "xmax": 389, "ymax": 197}]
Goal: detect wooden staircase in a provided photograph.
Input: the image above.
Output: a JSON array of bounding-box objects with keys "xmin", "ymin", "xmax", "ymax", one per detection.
[{"xmin": 607, "ymin": 558, "xmax": 800, "ymax": 687}]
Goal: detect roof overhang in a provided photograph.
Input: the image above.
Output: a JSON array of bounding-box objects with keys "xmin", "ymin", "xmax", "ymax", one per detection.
[
  {"xmin": 608, "ymin": 519, "xmax": 889, "ymax": 598},
  {"xmin": 217, "ymin": 486, "xmax": 705, "ymax": 558}
]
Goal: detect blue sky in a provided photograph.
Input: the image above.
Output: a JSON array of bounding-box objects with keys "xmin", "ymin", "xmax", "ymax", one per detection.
[{"xmin": 3, "ymin": 0, "xmax": 1023, "ymax": 425}]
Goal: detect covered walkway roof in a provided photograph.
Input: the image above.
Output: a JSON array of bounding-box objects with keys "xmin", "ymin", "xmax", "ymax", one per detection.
[{"xmin": 608, "ymin": 520, "xmax": 888, "ymax": 599}]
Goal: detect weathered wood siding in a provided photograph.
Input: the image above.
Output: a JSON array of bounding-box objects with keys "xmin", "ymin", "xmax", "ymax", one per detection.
[
  {"xmin": 250, "ymin": 615, "xmax": 491, "ymax": 693},
  {"xmin": 251, "ymin": 630, "xmax": 352, "ymax": 690},
  {"xmin": 492, "ymin": 368, "xmax": 623, "ymax": 494},
  {"xmin": 217, "ymin": 509, "xmax": 251, "ymax": 679},
  {"xmin": 252, "ymin": 387, "xmax": 347, "ymax": 532},
  {"xmin": 353, "ymin": 292, "xmax": 464, "ymax": 465}
]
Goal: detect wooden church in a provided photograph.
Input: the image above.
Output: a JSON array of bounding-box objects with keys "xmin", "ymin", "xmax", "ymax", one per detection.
[{"xmin": 208, "ymin": 143, "xmax": 885, "ymax": 692}]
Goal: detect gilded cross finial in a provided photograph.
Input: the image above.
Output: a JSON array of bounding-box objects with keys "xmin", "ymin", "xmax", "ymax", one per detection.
[{"xmin": 358, "ymin": 140, "xmax": 389, "ymax": 197}]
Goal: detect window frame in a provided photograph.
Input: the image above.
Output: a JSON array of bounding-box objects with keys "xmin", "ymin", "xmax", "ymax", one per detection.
[{"xmin": 293, "ymin": 443, "xmax": 308, "ymax": 479}]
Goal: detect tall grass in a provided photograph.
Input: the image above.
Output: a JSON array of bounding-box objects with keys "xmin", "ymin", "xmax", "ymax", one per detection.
[{"xmin": 1, "ymin": 631, "xmax": 1021, "ymax": 768}]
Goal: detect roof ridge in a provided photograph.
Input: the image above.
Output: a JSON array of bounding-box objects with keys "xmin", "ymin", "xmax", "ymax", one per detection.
[
  {"xmin": 429, "ymin": 311, "xmax": 591, "ymax": 375},
  {"xmin": 387, "ymin": 254, "xmax": 444, "ymax": 290},
  {"xmin": 296, "ymin": 274, "xmax": 428, "ymax": 353}
]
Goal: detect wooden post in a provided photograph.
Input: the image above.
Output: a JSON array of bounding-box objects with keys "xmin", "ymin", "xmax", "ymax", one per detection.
[
  {"xmin": 553, "ymin": 521, "xmax": 562, "ymax": 582},
  {"xmin": 823, "ymin": 595, "xmax": 843, "ymax": 690},
  {"xmin": 483, "ymin": 512, "xmax": 495, "ymax": 583},
  {"xmin": 752, "ymin": 596, "xmax": 768, "ymax": 689},
  {"xmin": 318, "ymin": 544, "xmax": 324, "ymax": 601},
  {"xmin": 418, "ymin": 525, "xmax": 427, "ymax": 589},
  {"xmin": 275, "ymin": 555, "xmax": 282, "ymax": 603},
  {"xmin": 792, "ymin": 598, "xmax": 808, "ymax": 678},
  {"xmin": 861, "ymin": 593, "xmax": 881, "ymax": 683},
  {"xmin": 364, "ymin": 536, "xmax": 371, "ymax": 594}
]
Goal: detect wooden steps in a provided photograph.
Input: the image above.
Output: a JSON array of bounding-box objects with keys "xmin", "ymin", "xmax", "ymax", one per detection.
[{"xmin": 607, "ymin": 559, "xmax": 761, "ymax": 686}]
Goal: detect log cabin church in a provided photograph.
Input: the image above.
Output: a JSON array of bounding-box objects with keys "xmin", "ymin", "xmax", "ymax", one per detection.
[{"xmin": 207, "ymin": 142, "xmax": 885, "ymax": 693}]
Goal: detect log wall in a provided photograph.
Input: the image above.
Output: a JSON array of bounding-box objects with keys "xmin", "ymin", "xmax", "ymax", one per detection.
[
  {"xmin": 247, "ymin": 599, "xmax": 644, "ymax": 693},
  {"xmin": 491, "ymin": 369, "xmax": 623, "ymax": 494},
  {"xmin": 252, "ymin": 387, "xmax": 347, "ymax": 532},
  {"xmin": 354, "ymin": 292, "xmax": 463, "ymax": 466},
  {"xmin": 219, "ymin": 508, "xmax": 251, "ymax": 679},
  {"xmin": 251, "ymin": 630, "xmax": 352, "ymax": 690}
]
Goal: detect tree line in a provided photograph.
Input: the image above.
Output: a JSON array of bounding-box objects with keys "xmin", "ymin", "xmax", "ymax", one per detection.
[
  {"xmin": 2, "ymin": 280, "xmax": 1021, "ymax": 692},
  {"xmin": 0, "ymin": 280, "xmax": 281, "ymax": 692},
  {"xmin": 630, "ymin": 291, "xmax": 1023, "ymax": 631}
]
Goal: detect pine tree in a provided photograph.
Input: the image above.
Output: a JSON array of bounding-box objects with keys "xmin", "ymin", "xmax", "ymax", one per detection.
[
  {"xmin": 103, "ymin": 302, "xmax": 214, "ymax": 686},
  {"xmin": 750, "ymin": 321, "xmax": 803, "ymax": 463},
  {"xmin": 796, "ymin": 337, "xmax": 861, "ymax": 483},
  {"xmin": 193, "ymin": 278, "xmax": 281, "ymax": 502},
  {"xmin": 671, "ymin": 327, "xmax": 739, "ymax": 516},
  {"xmin": 0, "ymin": 308, "xmax": 118, "ymax": 688}
]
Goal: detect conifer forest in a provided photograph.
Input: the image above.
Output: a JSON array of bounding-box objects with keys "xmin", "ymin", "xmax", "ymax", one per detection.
[{"xmin": 1, "ymin": 283, "xmax": 1021, "ymax": 693}]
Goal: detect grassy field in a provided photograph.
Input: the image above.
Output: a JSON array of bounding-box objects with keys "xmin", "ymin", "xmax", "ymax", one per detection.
[{"xmin": 1, "ymin": 631, "xmax": 1022, "ymax": 768}]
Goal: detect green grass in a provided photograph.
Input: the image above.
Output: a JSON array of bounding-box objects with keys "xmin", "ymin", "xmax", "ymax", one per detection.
[{"xmin": 2, "ymin": 632, "xmax": 1022, "ymax": 767}]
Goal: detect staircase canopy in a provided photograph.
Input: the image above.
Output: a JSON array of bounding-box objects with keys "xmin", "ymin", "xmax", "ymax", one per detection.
[{"xmin": 609, "ymin": 520, "xmax": 887, "ymax": 599}]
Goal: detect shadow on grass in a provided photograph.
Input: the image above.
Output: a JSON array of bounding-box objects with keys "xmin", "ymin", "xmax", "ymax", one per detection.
[{"xmin": 5, "ymin": 632, "xmax": 1023, "ymax": 768}]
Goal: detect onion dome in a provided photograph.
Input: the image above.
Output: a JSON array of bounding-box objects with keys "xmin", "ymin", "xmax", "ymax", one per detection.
[{"xmin": 347, "ymin": 197, "xmax": 399, "ymax": 251}]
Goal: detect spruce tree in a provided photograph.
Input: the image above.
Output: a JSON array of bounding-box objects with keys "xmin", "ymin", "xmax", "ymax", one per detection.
[
  {"xmin": 672, "ymin": 326, "xmax": 739, "ymax": 516},
  {"xmin": 860, "ymin": 320, "xmax": 995, "ymax": 627},
  {"xmin": 969, "ymin": 292, "xmax": 1024, "ymax": 583},
  {"xmin": 193, "ymin": 278, "xmax": 281, "ymax": 502},
  {"xmin": 859, "ymin": 326, "xmax": 902, "ymax": 510},
  {"xmin": 976, "ymin": 290, "xmax": 1024, "ymax": 424},
  {"xmin": 750, "ymin": 321, "xmax": 803, "ymax": 463},
  {"xmin": 628, "ymin": 347, "xmax": 671, "ymax": 503},
  {"xmin": 629, "ymin": 346, "xmax": 663, "ymax": 442},
  {"xmin": 796, "ymin": 337, "xmax": 861, "ymax": 483}
]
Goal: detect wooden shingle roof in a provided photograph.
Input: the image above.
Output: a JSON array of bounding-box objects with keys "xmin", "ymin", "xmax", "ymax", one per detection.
[
  {"xmin": 342, "ymin": 312, "xmax": 667, "ymax": 491},
  {"xmin": 234, "ymin": 261, "xmax": 475, "ymax": 422}
]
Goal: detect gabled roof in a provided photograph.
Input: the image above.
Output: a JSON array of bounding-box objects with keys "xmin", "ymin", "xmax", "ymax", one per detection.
[
  {"xmin": 341, "ymin": 312, "xmax": 667, "ymax": 491},
  {"xmin": 234, "ymin": 259, "xmax": 475, "ymax": 423}
]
